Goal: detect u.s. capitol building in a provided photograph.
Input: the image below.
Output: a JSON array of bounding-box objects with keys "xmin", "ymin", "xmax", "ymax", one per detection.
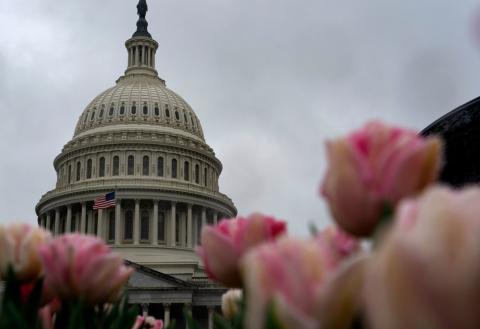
[{"xmin": 35, "ymin": 1, "xmax": 237, "ymax": 327}]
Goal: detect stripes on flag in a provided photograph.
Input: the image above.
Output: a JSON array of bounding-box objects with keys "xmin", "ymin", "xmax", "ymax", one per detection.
[{"xmin": 93, "ymin": 192, "xmax": 116, "ymax": 209}]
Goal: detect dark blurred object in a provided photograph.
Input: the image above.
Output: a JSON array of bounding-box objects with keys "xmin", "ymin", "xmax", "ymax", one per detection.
[{"xmin": 421, "ymin": 96, "xmax": 480, "ymax": 186}]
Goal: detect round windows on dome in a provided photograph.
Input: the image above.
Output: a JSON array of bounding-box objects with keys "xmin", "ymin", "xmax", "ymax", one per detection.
[
  {"xmin": 120, "ymin": 103, "xmax": 126, "ymax": 115},
  {"xmin": 131, "ymin": 103, "xmax": 137, "ymax": 115}
]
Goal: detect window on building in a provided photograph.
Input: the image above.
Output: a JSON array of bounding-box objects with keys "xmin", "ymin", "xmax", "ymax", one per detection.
[
  {"xmin": 171, "ymin": 159, "xmax": 177, "ymax": 179},
  {"xmin": 184, "ymin": 113, "xmax": 188, "ymax": 123},
  {"xmin": 99, "ymin": 157, "xmax": 106, "ymax": 177},
  {"xmin": 108, "ymin": 212, "xmax": 115, "ymax": 242},
  {"xmin": 143, "ymin": 156, "xmax": 149, "ymax": 176},
  {"xmin": 99, "ymin": 108, "xmax": 104, "ymax": 118},
  {"xmin": 204, "ymin": 168, "xmax": 208, "ymax": 186},
  {"xmin": 175, "ymin": 110, "xmax": 180, "ymax": 120},
  {"xmin": 120, "ymin": 104, "xmax": 125, "ymax": 115},
  {"xmin": 141, "ymin": 211, "xmax": 149, "ymax": 241},
  {"xmin": 157, "ymin": 157, "xmax": 164, "ymax": 177},
  {"xmin": 76, "ymin": 161, "xmax": 81, "ymax": 181},
  {"xmin": 109, "ymin": 105, "xmax": 115, "ymax": 116},
  {"xmin": 112, "ymin": 156, "xmax": 119, "ymax": 176},
  {"xmin": 143, "ymin": 105, "xmax": 148, "ymax": 115},
  {"xmin": 87, "ymin": 159, "xmax": 92, "ymax": 179},
  {"xmin": 127, "ymin": 155, "xmax": 135, "ymax": 175},
  {"xmin": 68, "ymin": 164, "xmax": 72, "ymax": 183},
  {"xmin": 195, "ymin": 164, "xmax": 200, "ymax": 184},
  {"xmin": 154, "ymin": 106, "xmax": 160, "ymax": 116},
  {"xmin": 124, "ymin": 210, "xmax": 133, "ymax": 240},
  {"xmin": 184, "ymin": 161, "xmax": 190, "ymax": 181},
  {"xmin": 90, "ymin": 111, "xmax": 95, "ymax": 121},
  {"xmin": 131, "ymin": 104, "xmax": 137, "ymax": 115},
  {"xmin": 165, "ymin": 106, "xmax": 170, "ymax": 118},
  {"xmin": 158, "ymin": 211, "xmax": 165, "ymax": 242}
]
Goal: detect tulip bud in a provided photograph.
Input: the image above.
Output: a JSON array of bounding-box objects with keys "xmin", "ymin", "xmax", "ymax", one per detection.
[
  {"xmin": 222, "ymin": 289, "xmax": 243, "ymax": 319},
  {"xmin": 322, "ymin": 121, "xmax": 442, "ymax": 236}
]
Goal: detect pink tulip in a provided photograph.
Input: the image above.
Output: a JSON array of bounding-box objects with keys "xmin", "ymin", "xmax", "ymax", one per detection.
[
  {"xmin": 0, "ymin": 224, "xmax": 50, "ymax": 282},
  {"xmin": 132, "ymin": 315, "xmax": 163, "ymax": 329},
  {"xmin": 222, "ymin": 289, "xmax": 243, "ymax": 319},
  {"xmin": 196, "ymin": 213, "xmax": 286, "ymax": 287},
  {"xmin": 39, "ymin": 234, "xmax": 133, "ymax": 305},
  {"xmin": 321, "ymin": 121, "xmax": 442, "ymax": 236},
  {"xmin": 365, "ymin": 186, "xmax": 480, "ymax": 329},
  {"xmin": 315, "ymin": 226, "xmax": 361, "ymax": 269},
  {"xmin": 242, "ymin": 236, "xmax": 360, "ymax": 329}
]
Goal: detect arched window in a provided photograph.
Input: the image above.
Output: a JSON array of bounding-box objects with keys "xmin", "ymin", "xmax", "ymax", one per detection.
[
  {"xmin": 204, "ymin": 167, "xmax": 208, "ymax": 186},
  {"xmin": 112, "ymin": 156, "xmax": 119, "ymax": 176},
  {"xmin": 157, "ymin": 211, "xmax": 165, "ymax": 242},
  {"xmin": 68, "ymin": 164, "xmax": 72, "ymax": 183},
  {"xmin": 87, "ymin": 159, "xmax": 92, "ymax": 179},
  {"xmin": 131, "ymin": 104, "xmax": 137, "ymax": 115},
  {"xmin": 190, "ymin": 116, "xmax": 195, "ymax": 127},
  {"xmin": 124, "ymin": 210, "xmax": 133, "ymax": 240},
  {"xmin": 184, "ymin": 161, "xmax": 190, "ymax": 181},
  {"xmin": 120, "ymin": 104, "xmax": 125, "ymax": 115},
  {"xmin": 127, "ymin": 155, "xmax": 135, "ymax": 176},
  {"xmin": 175, "ymin": 110, "xmax": 180, "ymax": 120},
  {"xmin": 99, "ymin": 157, "xmax": 106, "ymax": 177},
  {"xmin": 184, "ymin": 113, "xmax": 188, "ymax": 123},
  {"xmin": 108, "ymin": 212, "xmax": 115, "ymax": 242},
  {"xmin": 141, "ymin": 210, "xmax": 149, "ymax": 241},
  {"xmin": 195, "ymin": 164, "xmax": 200, "ymax": 184},
  {"xmin": 171, "ymin": 159, "xmax": 177, "ymax": 179},
  {"xmin": 165, "ymin": 106, "xmax": 170, "ymax": 118},
  {"xmin": 76, "ymin": 161, "xmax": 81, "ymax": 181},
  {"xmin": 143, "ymin": 105, "xmax": 148, "ymax": 115},
  {"xmin": 109, "ymin": 105, "xmax": 114, "ymax": 116},
  {"xmin": 143, "ymin": 156, "xmax": 150, "ymax": 176},
  {"xmin": 154, "ymin": 106, "xmax": 160, "ymax": 116},
  {"xmin": 99, "ymin": 108, "xmax": 104, "ymax": 118},
  {"xmin": 90, "ymin": 111, "xmax": 95, "ymax": 121},
  {"xmin": 157, "ymin": 157, "xmax": 164, "ymax": 177}
]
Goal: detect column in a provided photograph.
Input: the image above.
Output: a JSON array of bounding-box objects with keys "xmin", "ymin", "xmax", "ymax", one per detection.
[
  {"xmin": 54, "ymin": 208, "xmax": 60, "ymax": 235},
  {"xmin": 213, "ymin": 211, "xmax": 218, "ymax": 226},
  {"xmin": 46, "ymin": 213, "xmax": 51, "ymax": 232},
  {"xmin": 134, "ymin": 199, "xmax": 140, "ymax": 244},
  {"xmin": 66, "ymin": 205, "xmax": 72, "ymax": 233},
  {"xmin": 115, "ymin": 201, "xmax": 122, "ymax": 245},
  {"xmin": 201, "ymin": 207, "xmax": 207, "ymax": 230},
  {"xmin": 135, "ymin": 45, "xmax": 139, "ymax": 66},
  {"xmin": 152, "ymin": 201, "xmax": 159, "ymax": 245},
  {"xmin": 208, "ymin": 307, "xmax": 214, "ymax": 329},
  {"xmin": 187, "ymin": 204, "xmax": 193, "ymax": 248},
  {"xmin": 97, "ymin": 209, "xmax": 103, "ymax": 239},
  {"xmin": 141, "ymin": 303, "xmax": 149, "ymax": 317},
  {"xmin": 80, "ymin": 203, "xmax": 87, "ymax": 234},
  {"xmin": 170, "ymin": 202, "xmax": 176, "ymax": 247},
  {"xmin": 180, "ymin": 212, "xmax": 186, "ymax": 247},
  {"xmin": 164, "ymin": 304, "xmax": 171, "ymax": 327}
]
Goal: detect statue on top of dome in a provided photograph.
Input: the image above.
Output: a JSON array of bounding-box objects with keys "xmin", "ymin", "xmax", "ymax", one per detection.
[{"xmin": 133, "ymin": 0, "xmax": 152, "ymax": 38}]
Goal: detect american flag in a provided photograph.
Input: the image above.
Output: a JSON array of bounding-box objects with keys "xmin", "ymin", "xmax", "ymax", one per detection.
[{"xmin": 93, "ymin": 192, "xmax": 116, "ymax": 209}]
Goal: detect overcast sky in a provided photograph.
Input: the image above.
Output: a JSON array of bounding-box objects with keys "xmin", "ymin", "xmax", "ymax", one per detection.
[{"xmin": 1, "ymin": 0, "xmax": 480, "ymax": 236}]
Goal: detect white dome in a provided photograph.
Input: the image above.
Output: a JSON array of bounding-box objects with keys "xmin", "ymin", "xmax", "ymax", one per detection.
[{"xmin": 74, "ymin": 74, "xmax": 205, "ymax": 141}]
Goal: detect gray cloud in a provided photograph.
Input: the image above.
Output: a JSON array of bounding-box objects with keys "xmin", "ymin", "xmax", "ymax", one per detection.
[{"xmin": 1, "ymin": 0, "xmax": 480, "ymax": 236}]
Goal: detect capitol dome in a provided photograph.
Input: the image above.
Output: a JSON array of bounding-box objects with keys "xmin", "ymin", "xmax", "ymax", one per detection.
[{"xmin": 36, "ymin": 0, "xmax": 236, "ymax": 299}]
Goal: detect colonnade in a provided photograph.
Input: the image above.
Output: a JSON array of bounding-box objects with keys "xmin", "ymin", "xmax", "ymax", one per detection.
[
  {"xmin": 138, "ymin": 303, "xmax": 217, "ymax": 329},
  {"xmin": 39, "ymin": 199, "xmax": 228, "ymax": 247}
]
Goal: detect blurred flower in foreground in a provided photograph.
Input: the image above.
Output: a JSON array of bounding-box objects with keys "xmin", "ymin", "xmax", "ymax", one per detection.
[
  {"xmin": 132, "ymin": 315, "xmax": 163, "ymax": 329},
  {"xmin": 365, "ymin": 186, "xmax": 480, "ymax": 329},
  {"xmin": 242, "ymin": 236, "xmax": 360, "ymax": 329},
  {"xmin": 39, "ymin": 234, "xmax": 133, "ymax": 305},
  {"xmin": 316, "ymin": 226, "xmax": 361, "ymax": 268},
  {"xmin": 222, "ymin": 289, "xmax": 243, "ymax": 319},
  {"xmin": 322, "ymin": 121, "xmax": 442, "ymax": 236},
  {"xmin": 0, "ymin": 223, "xmax": 50, "ymax": 282},
  {"xmin": 196, "ymin": 213, "xmax": 286, "ymax": 287}
]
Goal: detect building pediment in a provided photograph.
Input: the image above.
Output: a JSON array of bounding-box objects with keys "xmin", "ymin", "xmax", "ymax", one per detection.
[{"xmin": 126, "ymin": 260, "xmax": 194, "ymax": 289}]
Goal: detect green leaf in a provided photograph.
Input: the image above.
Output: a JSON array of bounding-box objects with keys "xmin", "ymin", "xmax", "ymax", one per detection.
[
  {"xmin": 183, "ymin": 308, "xmax": 201, "ymax": 329},
  {"xmin": 213, "ymin": 313, "xmax": 233, "ymax": 329}
]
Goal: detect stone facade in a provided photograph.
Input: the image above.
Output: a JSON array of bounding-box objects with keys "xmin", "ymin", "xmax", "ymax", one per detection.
[{"xmin": 35, "ymin": 1, "xmax": 236, "ymax": 327}]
